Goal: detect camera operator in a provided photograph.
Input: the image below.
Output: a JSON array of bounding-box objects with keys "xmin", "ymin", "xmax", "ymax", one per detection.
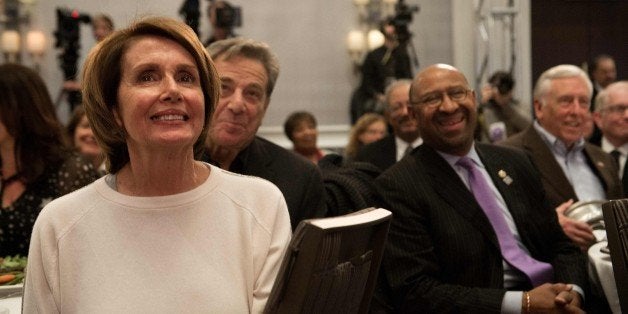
[
  {"xmin": 350, "ymin": 18, "xmax": 413, "ymax": 124},
  {"xmin": 204, "ymin": 0, "xmax": 240, "ymax": 46},
  {"xmin": 475, "ymin": 71, "xmax": 531, "ymax": 143},
  {"xmin": 60, "ymin": 12, "xmax": 115, "ymax": 111}
]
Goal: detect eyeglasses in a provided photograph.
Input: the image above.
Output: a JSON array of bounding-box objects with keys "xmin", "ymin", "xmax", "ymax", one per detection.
[
  {"xmin": 603, "ymin": 104, "xmax": 628, "ymax": 115},
  {"xmin": 555, "ymin": 95, "xmax": 590, "ymax": 109},
  {"xmin": 412, "ymin": 87, "xmax": 472, "ymax": 107}
]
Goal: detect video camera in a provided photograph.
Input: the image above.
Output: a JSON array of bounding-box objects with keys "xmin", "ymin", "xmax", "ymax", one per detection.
[
  {"xmin": 54, "ymin": 8, "xmax": 91, "ymax": 110},
  {"xmin": 391, "ymin": 0, "xmax": 419, "ymax": 44},
  {"xmin": 214, "ymin": 2, "xmax": 241, "ymax": 28}
]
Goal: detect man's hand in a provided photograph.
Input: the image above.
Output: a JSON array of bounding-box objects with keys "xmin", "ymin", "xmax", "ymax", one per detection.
[
  {"xmin": 525, "ymin": 283, "xmax": 584, "ymax": 313},
  {"xmin": 556, "ymin": 199, "xmax": 595, "ymax": 250},
  {"xmin": 481, "ymin": 84, "xmax": 494, "ymax": 103}
]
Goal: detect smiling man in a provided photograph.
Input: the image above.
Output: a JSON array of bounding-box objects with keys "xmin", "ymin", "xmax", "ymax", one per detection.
[
  {"xmin": 355, "ymin": 79, "xmax": 422, "ymax": 172},
  {"xmin": 375, "ymin": 64, "xmax": 586, "ymax": 313},
  {"xmin": 501, "ymin": 64, "xmax": 622, "ymax": 250},
  {"xmin": 202, "ymin": 38, "xmax": 326, "ymax": 229}
]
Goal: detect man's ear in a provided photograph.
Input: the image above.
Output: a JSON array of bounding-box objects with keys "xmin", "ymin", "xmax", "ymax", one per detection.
[
  {"xmin": 592, "ymin": 111, "xmax": 603, "ymax": 129},
  {"xmin": 533, "ymin": 99, "xmax": 543, "ymax": 121}
]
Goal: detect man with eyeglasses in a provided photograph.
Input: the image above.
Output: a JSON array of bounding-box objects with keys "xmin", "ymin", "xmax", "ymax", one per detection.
[
  {"xmin": 592, "ymin": 81, "xmax": 628, "ymax": 197},
  {"xmin": 374, "ymin": 64, "xmax": 586, "ymax": 313},
  {"xmin": 355, "ymin": 79, "xmax": 422, "ymax": 172},
  {"xmin": 502, "ymin": 64, "xmax": 622, "ymax": 251}
]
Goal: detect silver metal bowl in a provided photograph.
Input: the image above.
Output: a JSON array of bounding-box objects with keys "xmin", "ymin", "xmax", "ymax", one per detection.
[{"xmin": 563, "ymin": 200, "xmax": 606, "ymax": 230}]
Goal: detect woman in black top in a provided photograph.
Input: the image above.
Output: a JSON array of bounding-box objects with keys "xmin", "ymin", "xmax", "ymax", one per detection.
[{"xmin": 0, "ymin": 64, "xmax": 98, "ymax": 256}]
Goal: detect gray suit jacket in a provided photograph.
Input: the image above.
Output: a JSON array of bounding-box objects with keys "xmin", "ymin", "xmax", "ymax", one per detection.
[
  {"xmin": 376, "ymin": 143, "xmax": 586, "ymax": 313},
  {"xmin": 501, "ymin": 125, "xmax": 623, "ymax": 207}
]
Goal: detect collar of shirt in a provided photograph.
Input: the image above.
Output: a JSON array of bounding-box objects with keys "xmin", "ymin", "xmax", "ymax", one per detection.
[
  {"xmin": 395, "ymin": 136, "xmax": 424, "ymax": 161},
  {"xmin": 601, "ymin": 137, "xmax": 628, "ymax": 157},
  {"xmin": 436, "ymin": 144, "xmax": 482, "ymax": 172},
  {"xmin": 533, "ymin": 120, "xmax": 585, "ymax": 156}
]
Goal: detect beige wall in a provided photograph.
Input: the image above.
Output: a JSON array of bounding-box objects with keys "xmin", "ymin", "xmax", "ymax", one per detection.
[{"xmin": 12, "ymin": 1, "xmax": 530, "ymax": 148}]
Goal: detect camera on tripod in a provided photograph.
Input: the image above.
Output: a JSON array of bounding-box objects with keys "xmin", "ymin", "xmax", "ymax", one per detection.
[
  {"xmin": 391, "ymin": 0, "xmax": 419, "ymax": 44},
  {"xmin": 54, "ymin": 8, "xmax": 91, "ymax": 110}
]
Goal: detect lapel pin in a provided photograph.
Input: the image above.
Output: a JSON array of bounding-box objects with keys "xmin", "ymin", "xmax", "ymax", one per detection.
[
  {"xmin": 498, "ymin": 169, "xmax": 513, "ymax": 185},
  {"xmin": 597, "ymin": 161, "xmax": 604, "ymax": 168}
]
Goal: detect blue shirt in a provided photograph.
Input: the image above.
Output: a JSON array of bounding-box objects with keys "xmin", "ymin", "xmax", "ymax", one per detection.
[{"xmin": 533, "ymin": 121, "xmax": 606, "ymax": 201}]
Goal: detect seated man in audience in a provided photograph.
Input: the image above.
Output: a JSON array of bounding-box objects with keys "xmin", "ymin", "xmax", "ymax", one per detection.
[
  {"xmin": 203, "ymin": 38, "xmax": 326, "ymax": 229},
  {"xmin": 593, "ymin": 81, "xmax": 628, "ymax": 197},
  {"xmin": 588, "ymin": 54, "xmax": 617, "ymax": 144},
  {"xmin": 501, "ymin": 64, "xmax": 622, "ymax": 250},
  {"xmin": 355, "ymin": 79, "xmax": 421, "ymax": 172},
  {"xmin": 376, "ymin": 64, "xmax": 587, "ymax": 313}
]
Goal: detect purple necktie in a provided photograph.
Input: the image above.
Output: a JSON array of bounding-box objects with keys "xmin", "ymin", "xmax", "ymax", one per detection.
[{"xmin": 457, "ymin": 157, "xmax": 554, "ymax": 287}]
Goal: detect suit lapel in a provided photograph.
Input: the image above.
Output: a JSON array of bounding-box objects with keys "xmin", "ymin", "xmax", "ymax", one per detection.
[
  {"xmin": 477, "ymin": 145, "xmax": 528, "ymax": 231},
  {"xmin": 521, "ymin": 127, "xmax": 575, "ymax": 200},
  {"xmin": 418, "ymin": 146, "xmax": 499, "ymax": 249},
  {"xmin": 240, "ymin": 137, "xmax": 275, "ymax": 180},
  {"xmin": 583, "ymin": 144, "xmax": 613, "ymax": 194}
]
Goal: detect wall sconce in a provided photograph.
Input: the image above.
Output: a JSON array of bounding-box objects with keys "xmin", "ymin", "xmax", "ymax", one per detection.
[
  {"xmin": 1, "ymin": 30, "xmax": 21, "ymax": 63},
  {"xmin": 367, "ymin": 29, "xmax": 385, "ymax": 50},
  {"xmin": 347, "ymin": 0, "xmax": 390, "ymax": 69},
  {"xmin": 347, "ymin": 30, "xmax": 366, "ymax": 64},
  {"xmin": 26, "ymin": 30, "xmax": 46, "ymax": 71}
]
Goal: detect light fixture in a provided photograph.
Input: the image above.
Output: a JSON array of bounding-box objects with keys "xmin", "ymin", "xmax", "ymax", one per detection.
[
  {"xmin": 26, "ymin": 30, "xmax": 45, "ymax": 71},
  {"xmin": 1, "ymin": 30, "xmax": 21, "ymax": 62},
  {"xmin": 367, "ymin": 29, "xmax": 385, "ymax": 50},
  {"xmin": 346, "ymin": 0, "xmax": 390, "ymax": 68},
  {"xmin": 26, "ymin": 30, "xmax": 46, "ymax": 55},
  {"xmin": 347, "ymin": 30, "xmax": 366, "ymax": 64},
  {"xmin": 0, "ymin": 0, "xmax": 47, "ymax": 67}
]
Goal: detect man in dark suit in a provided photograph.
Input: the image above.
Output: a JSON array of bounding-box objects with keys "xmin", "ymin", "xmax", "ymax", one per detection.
[
  {"xmin": 377, "ymin": 64, "xmax": 586, "ymax": 313},
  {"xmin": 501, "ymin": 65, "xmax": 622, "ymax": 250},
  {"xmin": 592, "ymin": 81, "xmax": 628, "ymax": 197},
  {"xmin": 355, "ymin": 79, "xmax": 421, "ymax": 172},
  {"xmin": 588, "ymin": 54, "xmax": 617, "ymax": 144},
  {"xmin": 203, "ymin": 38, "xmax": 326, "ymax": 229}
]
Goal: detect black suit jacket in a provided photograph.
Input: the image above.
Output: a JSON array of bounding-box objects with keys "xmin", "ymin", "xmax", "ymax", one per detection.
[
  {"xmin": 355, "ymin": 135, "xmax": 397, "ymax": 172},
  {"xmin": 376, "ymin": 143, "xmax": 586, "ymax": 313},
  {"xmin": 203, "ymin": 136, "xmax": 327, "ymax": 229},
  {"xmin": 501, "ymin": 125, "xmax": 622, "ymax": 208}
]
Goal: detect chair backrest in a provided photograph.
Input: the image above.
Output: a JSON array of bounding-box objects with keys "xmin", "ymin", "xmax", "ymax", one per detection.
[
  {"xmin": 264, "ymin": 207, "xmax": 392, "ymax": 314},
  {"xmin": 601, "ymin": 199, "xmax": 628, "ymax": 311}
]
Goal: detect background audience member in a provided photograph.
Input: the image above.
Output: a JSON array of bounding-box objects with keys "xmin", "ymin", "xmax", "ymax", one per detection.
[
  {"xmin": 344, "ymin": 113, "xmax": 387, "ymax": 162},
  {"xmin": 350, "ymin": 18, "xmax": 413, "ymax": 124},
  {"xmin": 590, "ymin": 54, "xmax": 617, "ymax": 99},
  {"xmin": 0, "ymin": 64, "xmax": 98, "ymax": 256},
  {"xmin": 283, "ymin": 111, "xmax": 330, "ymax": 164},
  {"xmin": 61, "ymin": 13, "xmax": 116, "ymax": 108},
  {"xmin": 91, "ymin": 13, "xmax": 115, "ymax": 42},
  {"xmin": 476, "ymin": 71, "xmax": 530, "ymax": 143},
  {"xmin": 376, "ymin": 63, "xmax": 586, "ymax": 313},
  {"xmin": 23, "ymin": 17, "xmax": 290, "ymax": 312},
  {"xmin": 593, "ymin": 81, "xmax": 628, "ymax": 197},
  {"xmin": 204, "ymin": 0, "xmax": 238, "ymax": 46},
  {"xmin": 501, "ymin": 64, "xmax": 622, "ymax": 250},
  {"xmin": 203, "ymin": 37, "xmax": 326, "ymax": 229},
  {"xmin": 355, "ymin": 79, "xmax": 421, "ymax": 172},
  {"xmin": 588, "ymin": 54, "xmax": 617, "ymax": 144},
  {"xmin": 67, "ymin": 105, "xmax": 106, "ymax": 175}
]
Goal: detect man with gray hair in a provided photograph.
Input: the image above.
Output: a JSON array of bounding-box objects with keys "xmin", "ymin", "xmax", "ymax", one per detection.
[
  {"xmin": 593, "ymin": 81, "xmax": 628, "ymax": 197},
  {"xmin": 502, "ymin": 64, "xmax": 622, "ymax": 250},
  {"xmin": 355, "ymin": 79, "xmax": 422, "ymax": 172},
  {"xmin": 202, "ymin": 38, "xmax": 326, "ymax": 229}
]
